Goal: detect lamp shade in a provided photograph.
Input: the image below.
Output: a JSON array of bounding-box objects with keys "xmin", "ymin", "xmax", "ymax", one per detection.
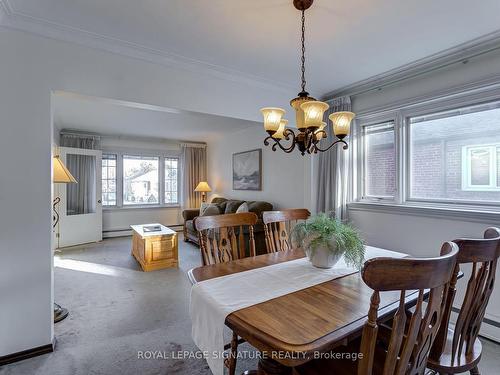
[
  {"xmin": 290, "ymin": 96, "xmax": 314, "ymax": 129},
  {"xmin": 300, "ymin": 101, "xmax": 329, "ymax": 128},
  {"xmin": 272, "ymin": 119, "xmax": 288, "ymax": 139},
  {"xmin": 329, "ymin": 111, "xmax": 355, "ymax": 138},
  {"xmin": 53, "ymin": 156, "xmax": 77, "ymax": 183},
  {"xmin": 194, "ymin": 181, "xmax": 212, "ymax": 192},
  {"xmin": 260, "ymin": 107, "xmax": 285, "ymax": 132},
  {"xmin": 314, "ymin": 122, "xmax": 327, "ymax": 141}
]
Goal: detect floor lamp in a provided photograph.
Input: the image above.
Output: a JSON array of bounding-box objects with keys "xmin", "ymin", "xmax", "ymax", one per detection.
[{"xmin": 52, "ymin": 155, "xmax": 77, "ymax": 323}]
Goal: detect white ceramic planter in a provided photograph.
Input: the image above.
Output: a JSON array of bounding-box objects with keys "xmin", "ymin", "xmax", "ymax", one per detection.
[{"xmin": 307, "ymin": 244, "xmax": 343, "ymax": 269}]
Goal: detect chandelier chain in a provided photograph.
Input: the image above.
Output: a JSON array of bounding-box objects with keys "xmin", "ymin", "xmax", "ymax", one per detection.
[{"xmin": 301, "ymin": 9, "xmax": 306, "ymax": 93}]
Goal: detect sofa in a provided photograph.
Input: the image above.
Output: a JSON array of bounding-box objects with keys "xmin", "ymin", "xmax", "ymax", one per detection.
[{"xmin": 182, "ymin": 197, "xmax": 273, "ymax": 255}]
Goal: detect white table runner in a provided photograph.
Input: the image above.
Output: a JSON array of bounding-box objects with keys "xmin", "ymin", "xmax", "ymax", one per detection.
[{"xmin": 189, "ymin": 247, "xmax": 407, "ymax": 375}]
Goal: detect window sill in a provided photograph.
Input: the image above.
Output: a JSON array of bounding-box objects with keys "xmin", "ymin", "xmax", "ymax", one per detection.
[
  {"xmin": 103, "ymin": 205, "xmax": 181, "ymax": 212},
  {"xmin": 347, "ymin": 201, "xmax": 500, "ymax": 223}
]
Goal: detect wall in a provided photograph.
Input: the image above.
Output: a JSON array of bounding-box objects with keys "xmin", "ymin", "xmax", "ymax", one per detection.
[
  {"xmin": 207, "ymin": 126, "xmax": 314, "ymax": 210},
  {"xmin": 349, "ymin": 209, "xmax": 500, "ymax": 340},
  {"xmin": 346, "ymin": 48, "xmax": 500, "ymax": 340},
  {"xmin": 0, "ymin": 27, "xmax": 292, "ymax": 357}
]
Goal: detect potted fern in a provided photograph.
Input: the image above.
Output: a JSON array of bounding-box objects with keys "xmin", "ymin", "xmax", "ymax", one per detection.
[{"xmin": 291, "ymin": 213, "xmax": 365, "ymax": 269}]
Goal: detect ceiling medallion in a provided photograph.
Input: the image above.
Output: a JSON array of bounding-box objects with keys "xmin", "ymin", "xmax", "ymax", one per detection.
[{"xmin": 260, "ymin": 0, "xmax": 355, "ymax": 155}]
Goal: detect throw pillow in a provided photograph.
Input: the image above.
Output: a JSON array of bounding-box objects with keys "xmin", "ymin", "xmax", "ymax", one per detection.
[
  {"xmin": 200, "ymin": 202, "xmax": 210, "ymax": 216},
  {"xmin": 235, "ymin": 202, "xmax": 249, "ymax": 213},
  {"xmin": 224, "ymin": 200, "xmax": 245, "ymax": 214},
  {"xmin": 200, "ymin": 204, "xmax": 220, "ymax": 217}
]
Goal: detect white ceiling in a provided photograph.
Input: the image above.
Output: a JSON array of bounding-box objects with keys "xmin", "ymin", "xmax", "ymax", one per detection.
[
  {"xmin": 4, "ymin": 0, "xmax": 500, "ymax": 96},
  {"xmin": 52, "ymin": 92, "xmax": 260, "ymax": 141}
]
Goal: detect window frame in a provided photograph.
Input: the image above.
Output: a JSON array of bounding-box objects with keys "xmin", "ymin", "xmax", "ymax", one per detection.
[
  {"xmin": 101, "ymin": 147, "xmax": 181, "ymax": 210},
  {"xmin": 359, "ymin": 119, "xmax": 398, "ymax": 202},
  {"xmin": 101, "ymin": 153, "xmax": 118, "ymax": 207},
  {"xmin": 352, "ymin": 84, "xmax": 500, "ymax": 212},
  {"xmin": 164, "ymin": 157, "xmax": 180, "ymax": 205}
]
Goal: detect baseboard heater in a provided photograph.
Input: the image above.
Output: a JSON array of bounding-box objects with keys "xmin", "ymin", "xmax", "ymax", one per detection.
[{"xmin": 103, "ymin": 224, "xmax": 183, "ymax": 238}]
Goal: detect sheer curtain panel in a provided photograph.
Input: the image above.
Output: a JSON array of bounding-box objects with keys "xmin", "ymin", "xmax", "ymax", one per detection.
[
  {"xmin": 316, "ymin": 96, "xmax": 352, "ymax": 220},
  {"xmin": 60, "ymin": 132, "xmax": 101, "ymax": 215}
]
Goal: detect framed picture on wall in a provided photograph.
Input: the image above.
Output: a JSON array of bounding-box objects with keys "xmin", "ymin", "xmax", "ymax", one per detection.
[{"xmin": 232, "ymin": 149, "xmax": 262, "ymax": 191}]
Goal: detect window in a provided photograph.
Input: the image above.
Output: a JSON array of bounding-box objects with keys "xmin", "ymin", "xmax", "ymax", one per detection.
[
  {"xmin": 101, "ymin": 151, "xmax": 182, "ymax": 209},
  {"xmin": 409, "ymin": 102, "xmax": 500, "ymax": 203},
  {"xmin": 101, "ymin": 154, "xmax": 117, "ymax": 206},
  {"xmin": 362, "ymin": 122, "xmax": 396, "ymax": 199},
  {"xmin": 164, "ymin": 157, "xmax": 179, "ymax": 204},
  {"xmin": 123, "ymin": 155, "xmax": 159, "ymax": 205},
  {"xmin": 462, "ymin": 145, "xmax": 500, "ymax": 191},
  {"xmin": 355, "ymin": 94, "xmax": 500, "ymax": 212}
]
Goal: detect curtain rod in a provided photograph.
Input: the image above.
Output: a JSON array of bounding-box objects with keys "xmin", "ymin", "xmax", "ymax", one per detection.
[
  {"xmin": 60, "ymin": 130, "xmax": 101, "ymax": 138},
  {"xmin": 180, "ymin": 142, "xmax": 206, "ymax": 148}
]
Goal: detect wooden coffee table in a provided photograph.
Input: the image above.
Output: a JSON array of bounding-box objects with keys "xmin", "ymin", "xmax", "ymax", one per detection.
[{"xmin": 130, "ymin": 223, "xmax": 178, "ymax": 271}]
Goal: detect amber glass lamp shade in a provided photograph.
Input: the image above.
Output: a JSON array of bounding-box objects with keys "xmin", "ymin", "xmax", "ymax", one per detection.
[
  {"xmin": 290, "ymin": 96, "xmax": 315, "ymax": 129},
  {"xmin": 329, "ymin": 111, "xmax": 355, "ymax": 139},
  {"xmin": 260, "ymin": 107, "xmax": 285, "ymax": 132},
  {"xmin": 314, "ymin": 122, "xmax": 327, "ymax": 141},
  {"xmin": 272, "ymin": 119, "xmax": 288, "ymax": 139},
  {"xmin": 300, "ymin": 101, "xmax": 329, "ymax": 128}
]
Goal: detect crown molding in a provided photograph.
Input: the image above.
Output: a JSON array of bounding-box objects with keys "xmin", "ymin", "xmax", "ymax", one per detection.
[
  {"xmin": 323, "ymin": 28, "xmax": 500, "ymax": 100},
  {"xmin": 0, "ymin": 0, "xmax": 295, "ymax": 94}
]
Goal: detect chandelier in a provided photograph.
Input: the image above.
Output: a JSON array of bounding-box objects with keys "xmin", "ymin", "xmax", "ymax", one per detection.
[{"xmin": 260, "ymin": 0, "xmax": 355, "ymax": 155}]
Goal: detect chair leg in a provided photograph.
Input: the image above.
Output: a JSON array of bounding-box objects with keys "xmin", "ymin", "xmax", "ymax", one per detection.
[
  {"xmin": 228, "ymin": 331, "xmax": 239, "ymax": 375},
  {"xmin": 470, "ymin": 366, "xmax": 480, "ymax": 375}
]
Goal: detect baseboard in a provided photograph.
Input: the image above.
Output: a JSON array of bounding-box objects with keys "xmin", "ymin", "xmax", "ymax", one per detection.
[
  {"xmin": 0, "ymin": 338, "xmax": 56, "ymax": 366},
  {"xmin": 103, "ymin": 225, "xmax": 183, "ymax": 238},
  {"xmin": 102, "ymin": 228, "xmax": 133, "ymax": 238}
]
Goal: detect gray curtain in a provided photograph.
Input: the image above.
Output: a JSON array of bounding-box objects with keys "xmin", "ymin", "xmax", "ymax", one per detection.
[
  {"xmin": 182, "ymin": 144, "xmax": 207, "ymax": 209},
  {"xmin": 316, "ymin": 96, "xmax": 352, "ymax": 220},
  {"xmin": 60, "ymin": 132, "xmax": 101, "ymax": 215}
]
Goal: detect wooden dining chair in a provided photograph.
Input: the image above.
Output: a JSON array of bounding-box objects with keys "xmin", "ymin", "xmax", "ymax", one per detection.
[
  {"xmin": 262, "ymin": 209, "xmax": 310, "ymax": 252},
  {"xmin": 194, "ymin": 212, "xmax": 258, "ymax": 266},
  {"xmin": 194, "ymin": 212, "xmax": 259, "ymax": 375},
  {"xmin": 296, "ymin": 242, "xmax": 459, "ymax": 375},
  {"xmin": 427, "ymin": 227, "xmax": 500, "ymax": 375}
]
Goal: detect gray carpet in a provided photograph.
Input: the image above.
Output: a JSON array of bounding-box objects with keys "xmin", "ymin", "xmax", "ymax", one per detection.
[
  {"xmin": 2, "ymin": 235, "xmax": 500, "ymax": 375},
  {"xmin": 0, "ymin": 235, "xmax": 257, "ymax": 375}
]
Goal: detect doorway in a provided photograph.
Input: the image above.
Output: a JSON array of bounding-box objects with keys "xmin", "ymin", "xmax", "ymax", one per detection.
[{"xmin": 55, "ymin": 146, "xmax": 102, "ymax": 248}]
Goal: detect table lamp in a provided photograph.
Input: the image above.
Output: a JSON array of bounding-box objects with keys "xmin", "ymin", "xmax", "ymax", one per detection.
[
  {"xmin": 194, "ymin": 181, "xmax": 211, "ymax": 203},
  {"xmin": 52, "ymin": 155, "xmax": 77, "ymax": 323}
]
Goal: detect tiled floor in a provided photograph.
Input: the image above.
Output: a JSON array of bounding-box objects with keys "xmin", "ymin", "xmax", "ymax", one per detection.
[{"xmin": 1, "ymin": 235, "xmax": 500, "ymax": 374}]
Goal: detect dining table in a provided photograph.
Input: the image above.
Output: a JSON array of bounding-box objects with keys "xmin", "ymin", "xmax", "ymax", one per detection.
[{"xmin": 188, "ymin": 248, "xmax": 422, "ymax": 375}]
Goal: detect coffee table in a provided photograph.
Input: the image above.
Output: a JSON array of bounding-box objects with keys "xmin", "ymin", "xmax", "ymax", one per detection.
[{"xmin": 130, "ymin": 223, "xmax": 178, "ymax": 271}]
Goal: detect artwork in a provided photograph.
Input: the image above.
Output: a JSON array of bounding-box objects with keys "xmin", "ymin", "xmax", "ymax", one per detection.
[{"xmin": 233, "ymin": 149, "xmax": 262, "ymax": 191}]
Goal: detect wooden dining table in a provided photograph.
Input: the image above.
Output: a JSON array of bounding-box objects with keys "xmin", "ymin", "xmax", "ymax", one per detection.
[{"xmin": 188, "ymin": 248, "xmax": 422, "ymax": 375}]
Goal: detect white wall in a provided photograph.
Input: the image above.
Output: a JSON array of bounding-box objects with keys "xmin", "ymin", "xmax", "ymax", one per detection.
[
  {"xmin": 0, "ymin": 27, "xmax": 292, "ymax": 357},
  {"xmin": 207, "ymin": 126, "xmax": 314, "ymax": 210},
  {"xmin": 346, "ymin": 48, "xmax": 500, "ymax": 340}
]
